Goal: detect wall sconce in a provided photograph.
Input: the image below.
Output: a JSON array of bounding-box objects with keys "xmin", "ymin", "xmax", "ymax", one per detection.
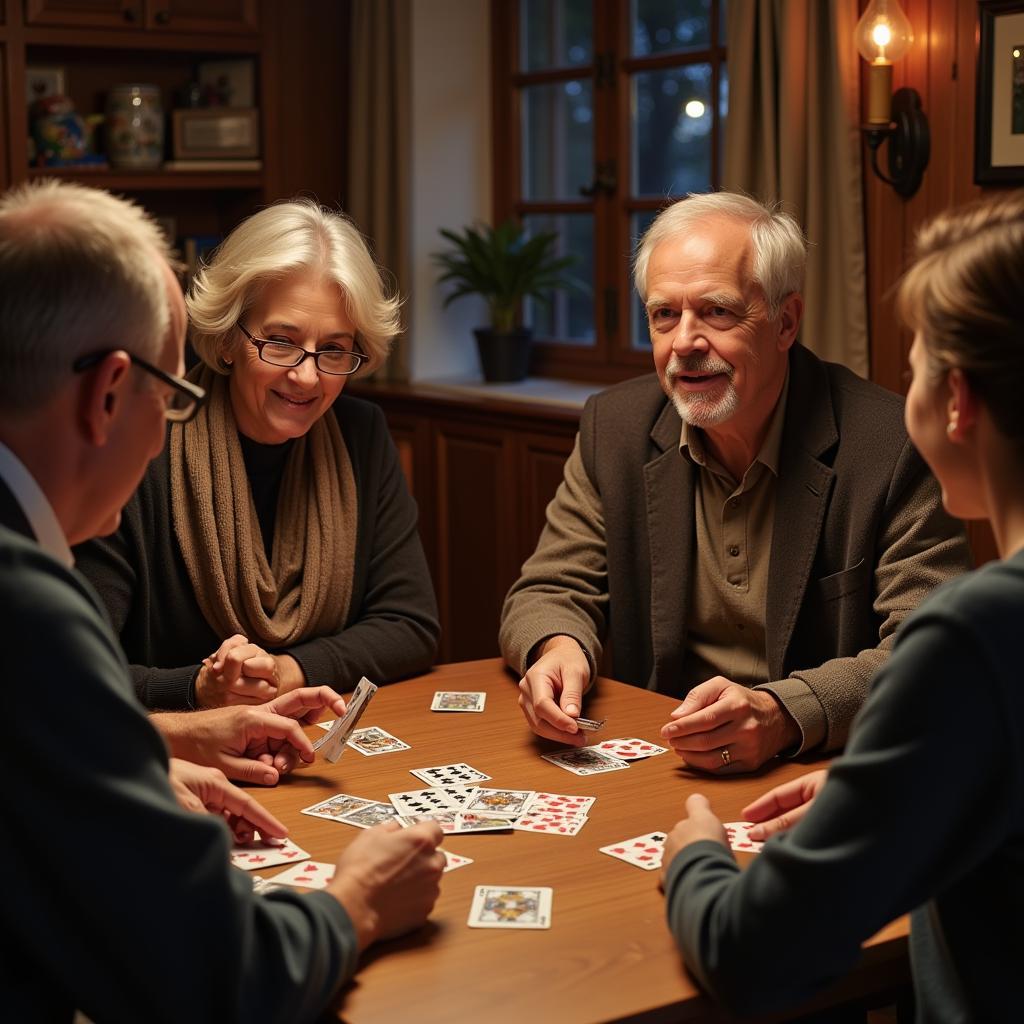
[{"xmin": 855, "ymin": 0, "xmax": 929, "ymax": 198}]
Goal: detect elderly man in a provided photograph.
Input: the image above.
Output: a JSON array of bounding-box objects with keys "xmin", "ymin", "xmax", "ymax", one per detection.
[
  {"xmin": 501, "ymin": 192, "xmax": 971, "ymax": 772},
  {"xmin": 0, "ymin": 180, "xmax": 443, "ymax": 1022}
]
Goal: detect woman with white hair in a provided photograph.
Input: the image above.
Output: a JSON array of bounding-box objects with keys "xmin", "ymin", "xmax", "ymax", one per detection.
[{"xmin": 76, "ymin": 200, "xmax": 439, "ymax": 709}]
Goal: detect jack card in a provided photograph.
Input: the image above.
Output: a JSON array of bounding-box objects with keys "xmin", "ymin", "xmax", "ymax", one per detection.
[
  {"xmin": 462, "ymin": 787, "xmax": 535, "ymax": 818},
  {"xmin": 300, "ymin": 793, "xmax": 375, "ymax": 823}
]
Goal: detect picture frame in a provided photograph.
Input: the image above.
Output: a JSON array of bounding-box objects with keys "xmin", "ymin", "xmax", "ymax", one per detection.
[
  {"xmin": 196, "ymin": 58, "xmax": 256, "ymax": 109},
  {"xmin": 975, "ymin": 0, "xmax": 1024, "ymax": 184},
  {"xmin": 26, "ymin": 66, "xmax": 66, "ymax": 105},
  {"xmin": 171, "ymin": 108, "xmax": 260, "ymax": 159}
]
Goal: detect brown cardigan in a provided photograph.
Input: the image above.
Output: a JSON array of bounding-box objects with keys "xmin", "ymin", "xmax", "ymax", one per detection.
[{"xmin": 500, "ymin": 344, "xmax": 973, "ymax": 754}]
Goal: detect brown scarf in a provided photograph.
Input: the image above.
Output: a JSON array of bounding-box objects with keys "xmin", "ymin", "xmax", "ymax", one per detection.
[{"xmin": 170, "ymin": 366, "xmax": 355, "ymax": 649}]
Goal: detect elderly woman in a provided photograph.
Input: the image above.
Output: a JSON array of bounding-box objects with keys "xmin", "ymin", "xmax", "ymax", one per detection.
[
  {"xmin": 661, "ymin": 192, "xmax": 1024, "ymax": 1019},
  {"xmin": 75, "ymin": 200, "xmax": 439, "ymax": 709}
]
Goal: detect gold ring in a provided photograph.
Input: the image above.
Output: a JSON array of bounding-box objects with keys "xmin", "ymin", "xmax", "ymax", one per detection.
[{"xmin": 720, "ymin": 747, "xmax": 731, "ymax": 766}]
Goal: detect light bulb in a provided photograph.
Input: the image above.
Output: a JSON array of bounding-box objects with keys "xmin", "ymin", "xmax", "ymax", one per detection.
[{"xmin": 855, "ymin": 0, "xmax": 913, "ymax": 65}]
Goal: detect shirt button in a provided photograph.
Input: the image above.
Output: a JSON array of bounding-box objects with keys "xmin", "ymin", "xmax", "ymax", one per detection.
[
  {"xmin": 728, "ymin": 545, "xmax": 740, "ymax": 557},
  {"xmin": 728, "ymin": 497, "xmax": 740, "ymax": 509}
]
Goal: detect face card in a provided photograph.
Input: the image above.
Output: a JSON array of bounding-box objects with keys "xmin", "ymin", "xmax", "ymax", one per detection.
[
  {"xmin": 300, "ymin": 793, "xmax": 374, "ymax": 823},
  {"xmin": 451, "ymin": 813, "xmax": 514, "ymax": 834},
  {"xmin": 524, "ymin": 791, "xmax": 596, "ymax": 816},
  {"xmin": 230, "ymin": 836, "xmax": 309, "ymax": 871},
  {"xmin": 388, "ymin": 787, "xmax": 463, "ymax": 816},
  {"xmin": 347, "ymin": 726, "xmax": 411, "ymax": 756},
  {"xmin": 430, "ymin": 690, "xmax": 487, "ymax": 712},
  {"xmin": 269, "ymin": 860, "xmax": 337, "ymax": 890},
  {"xmin": 441, "ymin": 849, "xmax": 473, "ymax": 872},
  {"xmin": 541, "ymin": 746, "xmax": 630, "ymax": 776},
  {"xmin": 598, "ymin": 832, "xmax": 667, "ymax": 871},
  {"xmin": 723, "ymin": 821, "xmax": 765, "ymax": 853},
  {"xmin": 462, "ymin": 787, "xmax": 535, "ymax": 818},
  {"xmin": 312, "ymin": 676, "xmax": 378, "ymax": 763},
  {"xmin": 396, "ymin": 810, "xmax": 459, "ymax": 833},
  {"xmin": 339, "ymin": 801, "xmax": 400, "ymax": 829},
  {"xmin": 410, "ymin": 763, "xmax": 491, "ymax": 786},
  {"xmin": 468, "ymin": 885, "xmax": 553, "ymax": 929},
  {"xmin": 575, "ymin": 716, "xmax": 606, "ymax": 732},
  {"xmin": 593, "ymin": 737, "xmax": 669, "ymax": 761},
  {"xmin": 513, "ymin": 812, "xmax": 589, "ymax": 836}
]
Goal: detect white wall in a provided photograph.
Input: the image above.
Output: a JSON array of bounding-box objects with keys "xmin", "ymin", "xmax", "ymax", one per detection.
[{"xmin": 408, "ymin": 0, "xmax": 493, "ymax": 381}]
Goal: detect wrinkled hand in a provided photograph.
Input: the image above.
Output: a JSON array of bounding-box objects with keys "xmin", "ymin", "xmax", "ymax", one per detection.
[
  {"xmin": 167, "ymin": 757, "xmax": 287, "ymax": 844},
  {"xmin": 742, "ymin": 768, "xmax": 828, "ymax": 841},
  {"xmin": 329, "ymin": 820, "xmax": 445, "ymax": 950},
  {"xmin": 661, "ymin": 793, "xmax": 729, "ymax": 885},
  {"xmin": 660, "ymin": 676, "xmax": 800, "ymax": 773},
  {"xmin": 517, "ymin": 635, "xmax": 592, "ymax": 746},
  {"xmin": 155, "ymin": 685, "xmax": 348, "ymax": 785},
  {"xmin": 196, "ymin": 634, "xmax": 279, "ymax": 708}
]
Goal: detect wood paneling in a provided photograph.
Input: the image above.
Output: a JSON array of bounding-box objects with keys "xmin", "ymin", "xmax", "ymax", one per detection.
[{"xmin": 863, "ymin": 0, "xmax": 999, "ymax": 565}]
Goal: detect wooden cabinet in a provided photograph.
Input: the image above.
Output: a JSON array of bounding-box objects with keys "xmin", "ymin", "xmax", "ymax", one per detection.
[
  {"xmin": 24, "ymin": 0, "xmax": 258, "ymax": 33},
  {"xmin": 353, "ymin": 383, "xmax": 580, "ymax": 664}
]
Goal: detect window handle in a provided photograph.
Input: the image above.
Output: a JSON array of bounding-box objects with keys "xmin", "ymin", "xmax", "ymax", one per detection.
[{"xmin": 580, "ymin": 161, "xmax": 617, "ymax": 197}]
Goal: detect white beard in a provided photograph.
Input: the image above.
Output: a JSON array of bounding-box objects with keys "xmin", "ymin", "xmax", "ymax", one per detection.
[{"xmin": 662, "ymin": 353, "xmax": 739, "ymax": 427}]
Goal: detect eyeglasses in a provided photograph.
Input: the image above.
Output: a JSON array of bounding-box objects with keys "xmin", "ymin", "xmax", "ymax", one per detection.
[
  {"xmin": 237, "ymin": 323, "xmax": 368, "ymax": 376},
  {"xmin": 73, "ymin": 350, "xmax": 208, "ymax": 424}
]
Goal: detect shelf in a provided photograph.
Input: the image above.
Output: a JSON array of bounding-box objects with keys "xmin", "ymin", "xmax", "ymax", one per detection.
[{"xmin": 26, "ymin": 166, "xmax": 264, "ymax": 191}]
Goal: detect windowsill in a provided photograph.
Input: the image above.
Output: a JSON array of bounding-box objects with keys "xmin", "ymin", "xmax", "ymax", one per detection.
[{"xmin": 413, "ymin": 375, "xmax": 604, "ymax": 411}]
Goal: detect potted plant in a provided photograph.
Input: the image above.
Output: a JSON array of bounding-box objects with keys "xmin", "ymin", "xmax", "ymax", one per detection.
[{"xmin": 433, "ymin": 220, "xmax": 576, "ymax": 383}]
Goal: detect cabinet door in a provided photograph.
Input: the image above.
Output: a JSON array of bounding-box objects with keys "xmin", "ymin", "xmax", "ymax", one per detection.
[
  {"xmin": 25, "ymin": 0, "xmax": 143, "ymax": 29},
  {"xmin": 147, "ymin": 0, "xmax": 259, "ymax": 33}
]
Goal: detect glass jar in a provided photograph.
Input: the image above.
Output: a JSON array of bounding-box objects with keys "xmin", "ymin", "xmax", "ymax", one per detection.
[{"xmin": 106, "ymin": 84, "xmax": 164, "ymax": 169}]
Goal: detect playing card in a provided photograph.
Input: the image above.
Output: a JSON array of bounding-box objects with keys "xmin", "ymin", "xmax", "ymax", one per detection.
[
  {"xmin": 395, "ymin": 810, "xmax": 459, "ymax": 833},
  {"xmin": 468, "ymin": 885, "xmax": 553, "ymax": 929},
  {"xmin": 451, "ymin": 813, "xmax": 514, "ymax": 834},
  {"xmin": 300, "ymin": 792, "xmax": 375, "ymax": 822},
  {"xmin": 599, "ymin": 831, "xmax": 667, "ymax": 871},
  {"xmin": 523, "ymin": 791, "xmax": 596, "ymax": 816},
  {"xmin": 513, "ymin": 812, "xmax": 589, "ymax": 836},
  {"xmin": 462, "ymin": 787, "xmax": 535, "ymax": 818},
  {"xmin": 434, "ymin": 784, "xmax": 479, "ymax": 808},
  {"xmin": 312, "ymin": 676, "xmax": 378, "ymax": 763},
  {"xmin": 430, "ymin": 690, "xmax": 487, "ymax": 712},
  {"xmin": 541, "ymin": 746, "xmax": 630, "ymax": 776},
  {"xmin": 441, "ymin": 849, "xmax": 473, "ymax": 872},
  {"xmin": 410, "ymin": 763, "xmax": 492, "ymax": 786},
  {"xmin": 388, "ymin": 787, "xmax": 464, "ymax": 816},
  {"xmin": 347, "ymin": 726, "xmax": 411, "ymax": 756},
  {"xmin": 338, "ymin": 801, "xmax": 400, "ymax": 829},
  {"xmin": 723, "ymin": 821, "xmax": 765, "ymax": 853},
  {"xmin": 230, "ymin": 836, "xmax": 310, "ymax": 871},
  {"xmin": 250, "ymin": 875, "xmax": 285, "ymax": 894},
  {"xmin": 575, "ymin": 716, "xmax": 606, "ymax": 732},
  {"xmin": 269, "ymin": 860, "xmax": 336, "ymax": 890},
  {"xmin": 593, "ymin": 737, "xmax": 669, "ymax": 761}
]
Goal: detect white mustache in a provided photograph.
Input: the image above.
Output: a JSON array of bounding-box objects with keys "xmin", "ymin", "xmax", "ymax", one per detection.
[{"xmin": 666, "ymin": 354, "xmax": 733, "ymax": 379}]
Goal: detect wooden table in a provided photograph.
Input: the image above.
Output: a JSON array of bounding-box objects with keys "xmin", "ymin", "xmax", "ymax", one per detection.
[{"xmin": 254, "ymin": 659, "xmax": 909, "ymax": 1023}]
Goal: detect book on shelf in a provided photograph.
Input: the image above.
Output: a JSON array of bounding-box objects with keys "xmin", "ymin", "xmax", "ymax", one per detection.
[{"xmin": 163, "ymin": 159, "xmax": 262, "ymax": 172}]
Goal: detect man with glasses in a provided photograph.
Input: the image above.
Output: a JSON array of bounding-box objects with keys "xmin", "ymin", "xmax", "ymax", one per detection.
[{"xmin": 0, "ymin": 180, "xmax": 443, "ymax": 1022}]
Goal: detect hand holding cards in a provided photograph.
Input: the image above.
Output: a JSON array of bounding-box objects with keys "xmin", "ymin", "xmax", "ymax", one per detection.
[{"xmin": 312, "ymin": 676, "xmax": 378, "ymax": 763}]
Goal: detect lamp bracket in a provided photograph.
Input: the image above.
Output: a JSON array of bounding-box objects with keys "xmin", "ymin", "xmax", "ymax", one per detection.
[{"xmin": 861, "ymin": 87, "xmax": 930, "ymax": 198}]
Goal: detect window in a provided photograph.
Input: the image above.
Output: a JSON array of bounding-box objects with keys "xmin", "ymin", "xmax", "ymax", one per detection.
[{"xmin": 492, "ymin": 0, "xmax": 728, "ymax": 381}]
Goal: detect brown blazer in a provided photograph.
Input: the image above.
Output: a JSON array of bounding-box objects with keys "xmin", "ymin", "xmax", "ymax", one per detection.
[{"xmin": 500, "ymin": 344, "xmax": 973, "ymax": 752}]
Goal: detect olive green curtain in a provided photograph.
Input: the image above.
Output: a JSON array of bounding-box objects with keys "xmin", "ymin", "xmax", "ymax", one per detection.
[
  {"xmin": 347, "ymin": 0, "xmax": 412, "ymax": 382},
  {"xmin": 724, "ymin": 0, "xmax": 869, "ymax": 377}
]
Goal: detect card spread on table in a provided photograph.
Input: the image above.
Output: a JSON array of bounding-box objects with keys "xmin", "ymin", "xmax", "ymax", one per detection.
[
  {"xmin": 387, "ymin": 786, "xmax": 474, "ymax": 816},
  {"xmin": 723, "ymin": 821, "xmax": 765, "ymax": 853},
  {"xmin": 231, "ymin": 836, "xmax": 310, "ymax": 871},
  {"xmin": 269, "ymin": 860, "xmax": 336, "ymax": 890},
  {"xmin": 300, "ymin": 793, "xmax": 375, "ymax": 823},
  {"xmin": 593, "ymin": 737, "xmax": 669, "ymax": 761},
  {"xmin": 524, "ymin": 791, "xmax": 596, "ymax": 816},
  {"xmin": 312, "ymin": 676, "xmax": 378, "ymax": 763},
  {"xmin": 410, "ymin": 763, "xmax": 492, "ymax": 786},
  {"xmin": 468, "ymin": 885, "xmax": 553, "ymax": 929},
  {"xmin": 396, "ymin": 810, "xmax": 459, "ymax": 833},
  {"xmin": 431, "ymin": 690, "xmax": 487, "ymax": 712},
  {"xmin": 347, "ymin": 726, "xmax": 411, "ymax": 756},
  {"xmin": 451, "ymin": 813, "xmax": 515, "ymax": 834},
  {"xmin": 512, "ymin": 811, "xmax": 588, "ymax": 836},
  {"xmin": 541, "ymin": 746, "xmax": 630, "ymax": 776},
  {"xmin": 575, "ymin": 716, "xmax": 606, "ymax": 732},
  {"xmin": 441, "ymin": 849, "xmax": 473, "ymax": 872},
  {"xmin": 337, "ymin": 801, "xmax": 400, "ymax": 829},
  {"xmin": 599, "ymin": 831, "xmax": 667, "ymax": 870},
  {"xmin": 462, "ymin": 787, "xmax": 535, "ymax": 818}
]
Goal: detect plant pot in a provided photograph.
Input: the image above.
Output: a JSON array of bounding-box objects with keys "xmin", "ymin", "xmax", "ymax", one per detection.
[{"xmin": 473, "ymin": 327, "xmax": 532, "ymax": 383}]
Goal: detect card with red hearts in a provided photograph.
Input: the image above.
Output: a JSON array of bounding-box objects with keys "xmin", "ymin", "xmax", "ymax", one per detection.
[
  {"xmin": 598, "ymin": 831, "xmax": 667, "ymax": 870},
  {"xmin": 593, "ymin": 737, "xmax": 669, "ymax": 761},
  {"xmin": 230, "ymin": 836, "xmax": 310, "ymax": 871},
  {"xmin": 268, "ymin": 860, "xmax": 336, "ymax": 890},
  {"xmin": 723, "ymin": 821, "xmax": 765, "ymax": 853}
]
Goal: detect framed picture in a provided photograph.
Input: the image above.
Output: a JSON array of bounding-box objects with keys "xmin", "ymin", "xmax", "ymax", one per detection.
[
  {"xmin": 172, "ymin": 108, "xmax": 260, "ymax": 159},
  {"xmin": 196, "ymin": 58, "xmax": 256, "ymax": 108},
  {"xmin": 975, "ymin": 0, "xmax": 1024, "ymax": 183},
  {"xmin": 26, "ymin": 66, "xmax": 66, "ymax": 105}
]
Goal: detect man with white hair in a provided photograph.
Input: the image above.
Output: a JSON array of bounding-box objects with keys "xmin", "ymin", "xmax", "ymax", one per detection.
[
  {"xmin": 502, "ymin": 192, "xmax": 972, "ymax": 772},
  {"xmin": 0, "ymin": 180, "xmax": 443, "ymax": 1021}
]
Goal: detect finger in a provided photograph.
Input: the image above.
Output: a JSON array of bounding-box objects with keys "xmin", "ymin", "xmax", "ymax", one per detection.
[
  {"xmin": 742, "ymin": 785, "xmax": 797, "ymax": 823},
  {"xmin": 227, "ymin": 676, "xmax": 279, "ymax": 700},
  {"xmin": 239, "ymin": 654, "xmax": 279, "ymax": 680},
  {"xmin": 212, "ymin": 633, "xmax": 250, "ymax": 669},
  {"xmin": 221, "ymin": 645, "xmax": 269, "ymax": 674},
  {"xmin": 662, "ymin": 702, "xmax": 734, "ymax": 740},
  {"xmin": 228, "ymin": 814, "xmax": 255, "ymax": 845},
  {"xmin": 534, "ymin": 695, "xmax": 580, "ymax": 734},
  {"xmin": 248, "ymin": 714, "xmax": 316, "ymax": 762},
  {"xmin": 667, "ymin": 721, "xmax": 735, "ymax": 753},
  {"xmin": 685, "ymin": 793, "xmax": 712, "ymax": 815},
  {"xmin": 557, "ymin": 667, "xmax": 587, "ymax": 719},
  {"xmin": 217, "ymin": 785, "xmax": 288, "ymax": 840},
  {"xmin": 268, "ymin": 685, "xmax": 348, "ymax": 722},
  {"xmin": 677, "ymin": 749, "xmax": 748, "ymax": 775},
  {"xmin": 220, "ymin": 755, "xmax": 281, "ymax": 787},
  {"xmin": 747, "ymin": 813, "xmax": 797, "ymax": 841}
]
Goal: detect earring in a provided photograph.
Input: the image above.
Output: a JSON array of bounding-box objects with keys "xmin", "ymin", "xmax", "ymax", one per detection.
[{"xmin": 946, "ymin": 419, "xmax": 957, "ymax": 436}]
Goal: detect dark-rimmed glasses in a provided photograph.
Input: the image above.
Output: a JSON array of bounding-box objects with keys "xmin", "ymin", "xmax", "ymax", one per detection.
[
  {"xmin": 237, "ymin": 323, "xmax": 368, "ymax": 376},
  {"xmin": 73, "ymin": 350, "xmax": 208, "ymax": 424}
]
